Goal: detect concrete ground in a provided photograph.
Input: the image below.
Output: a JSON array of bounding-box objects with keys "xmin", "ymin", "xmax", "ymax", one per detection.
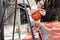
[{"xmin": 4, "ymin": 25, "xmax": 28, "ymax": 40}]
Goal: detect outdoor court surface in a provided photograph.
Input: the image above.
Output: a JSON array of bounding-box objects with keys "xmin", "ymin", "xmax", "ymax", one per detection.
[{"xmin": 23, "ymin": 22, "xmax": 60, "ymax": 40}]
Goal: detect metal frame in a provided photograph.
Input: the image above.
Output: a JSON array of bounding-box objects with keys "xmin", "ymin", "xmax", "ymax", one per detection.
[
  {"xmin": 12, "ymin": 0, "xmax": 17, "ymax": 40},
  {"xmin": 0, "ymin": 0, "xmax": 41, "ymax": 40},
  {"xmin": 22, "ymin": 0, "xmax": 35, "ymax": 40},
  {"xmin": 0, "ymin": 0, "xmax": 6, "ymax": 40}
]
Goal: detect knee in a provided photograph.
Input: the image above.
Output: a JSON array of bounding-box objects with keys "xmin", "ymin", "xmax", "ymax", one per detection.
[{"xmin": 44, "ymin": 31, "xmax": 49, "ymax": 35}]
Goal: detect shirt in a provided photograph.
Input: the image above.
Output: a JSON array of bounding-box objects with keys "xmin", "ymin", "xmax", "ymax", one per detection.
[{"xmin": 17, "ymin": 0, "xmax": 36, "ymax": 7}]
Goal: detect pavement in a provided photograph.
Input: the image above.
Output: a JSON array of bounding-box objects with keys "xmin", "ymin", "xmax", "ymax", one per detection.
[
  {"xmin": 4, "ymin": 24, "xmax": 28, "ymax": 40},
  {"xmin": 4, "ymin": 22, "xmax": 60, "ymax": 40},
  {"xmin": 23, "ymin": 22, "xmax": 60, "ymax": 40}
]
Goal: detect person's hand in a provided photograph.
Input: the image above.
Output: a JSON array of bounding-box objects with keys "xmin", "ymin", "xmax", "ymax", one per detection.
[{"xmin": 39, "ymin": 9, "xmax": 46, "ymax": 16}]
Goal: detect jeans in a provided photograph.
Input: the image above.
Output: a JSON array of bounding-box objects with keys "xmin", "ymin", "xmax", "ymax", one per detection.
[
  {"xmin": 40, "ymin": 24, "xmax": 49, "ymax": 40},
  {"xmin": 30, "ymin": 21, "xmax": 49, "ymax": 40},
  {"xmin": 42, "ymin": 31, "xmax": 49, "ymax": 40}
]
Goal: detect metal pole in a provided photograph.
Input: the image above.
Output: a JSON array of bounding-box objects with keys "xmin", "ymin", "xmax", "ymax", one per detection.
[
  {"xmin": 12, "ymin": 0, "xmax": 17, "ymax": 40},
  {"xmin": 0, "ymin": 0, "xmax": 8, "ymax": 40},
  {"xmin": 27, "ymin": 0, "xmax": 30, "ymax": 6},
  {"xmin": 0, "ymin": 4, "xmax": 4, "ymax": 40},
  {"xmin": 27, "ymin": 0, "xmax": 31, "ymax": 9},
  {"xmin": 22, "ymin": 0, "xmax": 35, "ymax": 40},
  {"xmin": 17, "ymin": 9, "xmax": 21, "ymax": 40},
  {"xmin": 18, "ymin": 24, "xmax": 21, "ymax": 40}
]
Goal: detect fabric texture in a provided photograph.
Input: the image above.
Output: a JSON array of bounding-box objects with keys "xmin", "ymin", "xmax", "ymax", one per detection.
[{"xmin": 34, "ymin": 23, "xmax": 49, "ymax": 40}]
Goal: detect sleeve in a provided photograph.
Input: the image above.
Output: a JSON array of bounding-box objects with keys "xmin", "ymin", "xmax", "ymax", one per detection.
[{"xmin": 28, "ymin": 0, "xmax": 36, "ymax": 7}]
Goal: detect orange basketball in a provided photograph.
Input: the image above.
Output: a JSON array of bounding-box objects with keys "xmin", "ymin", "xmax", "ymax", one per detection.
[{"xmin": 31, "ymin": 11, "xmax": 41, "ymax": 21}]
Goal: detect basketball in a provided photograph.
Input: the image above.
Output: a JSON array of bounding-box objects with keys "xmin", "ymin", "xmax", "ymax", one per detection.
[{"xmin": 31, "ymin": 11, "xmax": 41, "ymax": 21}]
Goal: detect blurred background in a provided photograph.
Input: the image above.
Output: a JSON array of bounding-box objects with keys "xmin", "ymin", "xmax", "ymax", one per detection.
[{"xmin": 0, "ymin": 0, "xmax": 60, "ymax": 40}]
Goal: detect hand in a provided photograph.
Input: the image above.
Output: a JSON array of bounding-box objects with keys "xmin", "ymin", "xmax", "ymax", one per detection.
[{"xmin": 39, "ymin": 9, "xmax": 46, "ymax": 16}]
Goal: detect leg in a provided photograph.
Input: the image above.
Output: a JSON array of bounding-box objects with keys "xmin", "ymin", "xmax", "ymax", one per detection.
[
  {"xmin": 40, "ymin": 24, "xmax": 49, "ymax": 40},
  {"xmin": 42, "ymin": 31, "xmax": 49, "ymax": 40}
]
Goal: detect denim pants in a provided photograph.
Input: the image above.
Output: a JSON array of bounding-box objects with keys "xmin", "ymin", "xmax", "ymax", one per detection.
[
  {"xmin": 30, "ymin": 21, "xmax": 49, "ymax": 40},
  {"xmin": 39, "ymin": 24, "xmax": 49, "ymax": 40}
]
